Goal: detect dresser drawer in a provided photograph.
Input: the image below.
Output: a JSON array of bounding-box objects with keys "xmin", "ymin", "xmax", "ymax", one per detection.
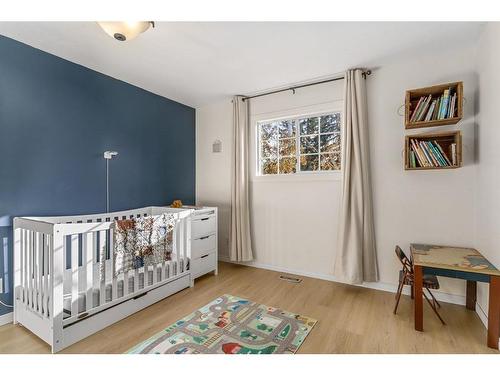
[
  {"xmin": 191, "ymin": 253, "xmax": 216, "ymax": 278},
  {"xmin": 191, "ymin": 234, "xmax": 216, "ymax": 259},
  {"xmin": 191, "ymin": 215, "xmax": 216, "ymax": 238}
]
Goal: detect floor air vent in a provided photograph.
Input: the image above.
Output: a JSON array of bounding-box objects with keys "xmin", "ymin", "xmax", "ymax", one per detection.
[{"xmin": 279, "ymin": 275, "xmax": 302, "ymax": 283}]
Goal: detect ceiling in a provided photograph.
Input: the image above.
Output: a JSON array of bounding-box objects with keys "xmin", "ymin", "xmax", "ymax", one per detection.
[{"xmin": 0, "ymin": 22, "xmax": 483, "ymax": 108}]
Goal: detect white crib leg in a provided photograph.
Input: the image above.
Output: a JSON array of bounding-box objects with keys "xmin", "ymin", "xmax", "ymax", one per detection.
[{"xmin": 52, "ymin": 229, "xmax": 65, "ymax": 353}]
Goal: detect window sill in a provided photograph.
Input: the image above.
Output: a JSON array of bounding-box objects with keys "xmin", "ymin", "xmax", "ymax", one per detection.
[{"xmin": 252, "ymin": 172, "xmax": 342, "ymax": 183}]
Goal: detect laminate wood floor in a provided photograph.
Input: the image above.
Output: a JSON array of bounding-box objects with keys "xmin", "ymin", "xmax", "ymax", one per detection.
[{"xmin": 0, "ymin": 262, "xmax": 497, "ymax": 354}]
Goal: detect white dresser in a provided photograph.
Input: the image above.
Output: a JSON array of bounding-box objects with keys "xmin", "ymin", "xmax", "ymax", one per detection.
[{"xmin": 188, "ymin": 206, "xmax": 218, "ymax": 280}]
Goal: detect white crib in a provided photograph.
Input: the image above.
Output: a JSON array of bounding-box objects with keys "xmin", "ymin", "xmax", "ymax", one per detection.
[{"xmin": 13, "ymin": 206, "xmax": 193, "ymax": 353}]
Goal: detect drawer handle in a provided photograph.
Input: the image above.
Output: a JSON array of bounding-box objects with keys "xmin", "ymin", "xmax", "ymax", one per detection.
[
  {"xmin": 201, "ymin": 217, "xmax": 209, "ymax": 221},
  {"xmin": 201, "ymin": 254, "xmax": 209, "ymax": 259},
  {"xmin": 198, "ymin": 235, "xmax": 210, "ymax": 240}
]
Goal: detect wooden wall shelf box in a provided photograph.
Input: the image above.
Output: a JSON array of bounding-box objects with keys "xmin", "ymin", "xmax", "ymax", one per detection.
[
  {"xmin": 404, "ymin": 131, "xmax": 462, "ymax": 170},
  {"xmin": 405, "ymin": 82, "xmax": 463, "ymax": 129}
]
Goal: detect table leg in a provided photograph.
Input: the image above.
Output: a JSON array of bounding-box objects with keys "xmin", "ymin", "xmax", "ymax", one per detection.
[
  {"xmin": 466, "ymin": 280, "xmax": 477, "ymax": 311},
  {"xmin": 414, "ymin": 265, "xmax": 424, "ymax": 331},
  {"xmin": 488, "ymin": 276, "xmax": 500, "ymax": 349}
]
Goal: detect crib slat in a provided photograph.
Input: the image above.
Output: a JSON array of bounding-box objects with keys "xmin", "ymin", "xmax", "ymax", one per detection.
[
  {"xmin": 43, "ymin": 235, "xmax": 50, "ymax": 317},
  {"xmin": 37, "ymin": 233, "xmax": 43, "ymax": 314},
  {"xmin": 158, "ymin": 263, "xmax": 163, "ymax": 282},
  {"xmin": 181, "ymin": 218, "xmax": 186, "ymax": 273},
  {"xmin": 152, "ymin": 263, "xmax": 158, "ymax": 284},
  {"xmin": 93, "ymin": 231, "xmax": 99, "ymax": 305},
  {"xmin": 163, "ymin": 260, "xmax": 170, "ymax": 279},
  {"xmin": 33, "ymin": 233, "xmax": 37, "ymax": 310},
  {"xmin": 20, "ymin": 229, "xmax": 25, "ymax": 304},
  {"xmin": 28, "ymin": 231, "xmax": 33, "ymax": 309},
  {"xmin": 144, "ymin": 265, "xmax": 149, "ymax": 287},
  {"xmin": 84, "ymin": 232, "xmax": 94, "ymax": 312},
  {"xmin": 123, "ymin": 270, "xmax": 129, "ymax": 297},
  {"xmin": 46, "ymin": 234, "xmax": 53, "ymax": 318},
  {"xmin": 71, "ymin": 234, "xmax": 79, "ymax": 316},
  {"xmin": 110, "ymin": 232, "xmax": 117, "ymax": 301},
  {"xmin": 184, "ymin": 218, "xmax": 189, "ymax": 274},
  {"xmin": 26, "ymin": 230, "xmax": 30, "ymax": 306},
  {"xmin": 99, "ymin": 231, "xmax": 106, "ymax": 305},
  {"xmin": 134, "ymin": 268, "xmax": 139, "ymax": 293},
  {"xmin": 175, "ymin": 222, "xmax": 180, "ymax": 276}
]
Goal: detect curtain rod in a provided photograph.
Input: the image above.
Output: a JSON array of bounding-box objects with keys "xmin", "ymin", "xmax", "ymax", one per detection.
[{"xmin": 240, "ymin": 69, "xmax": 372, "ymax": 102}]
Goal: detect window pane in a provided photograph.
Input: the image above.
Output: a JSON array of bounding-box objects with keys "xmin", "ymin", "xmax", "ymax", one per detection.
[
  {"xmin": 299, "ymin": 117, "xmax": 319, "ymax": 135},
  {"xmin": 260, "ymin": 122, "xmax": 278, "ymax": 158},
  {"xmin": 300, "ymin": 135, "xmax": 318, "ymax": 154},
  {"xmin": 260, "ymin": 122, "xmax": 277, "ymax": 141},
  {"xmin": 261, "ymin": 158, "xmax": 278, "ymax": 175},
  {"xmin": 278, "ymin": 120, "xmax": 296, "ymax": 138},
  {"xmin": 320, "ymin": 133, "xmax": 340, "ymax": 153},
  {"xmin": 320, "ymin": 152, "xmax": 341, "ymax": 170},
  {"xmin": 320, "ymin": 113, "xmax": 341, "ymax": 133},
  {"xmin": 261, "ymin": 138, "xmax": 277, "ymax": 158},
  {"xmin": 300, "ymin": 155, "xmax": 319, "ymax": 171},
  {"xmin": 279, "ymin": 138, "xmax": 296, "ymax": 157},
  {"xmin": 279, "ymin": 157, "xmax": 297, "ymax": 174}
]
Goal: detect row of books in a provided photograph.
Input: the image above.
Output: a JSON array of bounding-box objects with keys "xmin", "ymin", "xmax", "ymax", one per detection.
[
  {"xmin": 409, "ymin": 88, "xmax": 457, "ymax": 123},
  {"xmin": 409, "ymin": 139, "xmax": 457, "ymax": 168}
]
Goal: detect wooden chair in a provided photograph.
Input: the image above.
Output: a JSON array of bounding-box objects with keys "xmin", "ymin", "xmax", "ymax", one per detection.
[{"xmin": 393, "ymin": 246, "xmax": 445, "ymax": 324}]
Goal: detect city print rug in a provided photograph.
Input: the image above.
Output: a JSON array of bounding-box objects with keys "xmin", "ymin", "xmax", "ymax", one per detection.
[{"xmin": 126, "ymin": 294, "xmax": 317, "ymax": 354}]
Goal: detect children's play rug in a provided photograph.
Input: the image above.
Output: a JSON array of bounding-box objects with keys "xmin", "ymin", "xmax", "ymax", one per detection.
[{"xmin": 127, "ymin": 294, "xmax": 317, "ymax": 354}]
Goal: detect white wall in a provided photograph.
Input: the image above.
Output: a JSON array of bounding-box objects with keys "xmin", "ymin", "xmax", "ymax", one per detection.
[
  {"xmin": 475, "ymin": 23, "xmax": 500, "ymax": 316},
  {"xmin": 196, "ymin": 42, "xmax": 478, "ymax": 299},
  {"xmin": 369, "ymin": 45, "xmax": 477, "ymax": 296},
  {"xmin": 248, "ymin": 83, "xmax": 344, "ymax": 276},
  {"xmin": 196, "ymin": 100, "xmax": 233, "ymax": 255}
]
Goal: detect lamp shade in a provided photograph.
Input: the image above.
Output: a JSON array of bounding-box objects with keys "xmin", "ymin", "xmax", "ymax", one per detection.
[{"xmin": 98, "ymin": 21, "xmax": 153, "ymax": 41}]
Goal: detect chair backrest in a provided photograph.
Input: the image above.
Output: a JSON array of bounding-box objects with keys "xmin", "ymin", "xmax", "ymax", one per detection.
[{"xmin": 395, "ymin": 245, "xmax": 413, "ymax": 275}]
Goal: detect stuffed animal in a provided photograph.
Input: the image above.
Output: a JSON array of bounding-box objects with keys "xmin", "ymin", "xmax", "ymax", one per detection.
[{"xmin": 171, "ymin": 199, "xmax": 183, "ymax": 208}]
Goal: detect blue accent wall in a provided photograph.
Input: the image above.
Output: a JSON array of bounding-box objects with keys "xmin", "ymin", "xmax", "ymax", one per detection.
[{"xmin": 0, "ymin": 35, "xmax": 196, "ymax": 316}]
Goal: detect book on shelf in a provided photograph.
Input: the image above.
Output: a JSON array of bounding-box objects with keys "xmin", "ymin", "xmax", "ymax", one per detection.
[
  {"xmin": 434, "ymin": 141, "xmax": 452, "ymax": 165},
  {"xmin": 410, "ymin": 150, "xmax": 417, "ymax": 168},
  {"xmin": 424, "ymin": 100, "xmax": 436, "ymax": 122},
  {"xmin": 438, "ymin": 89, "xmax": 450, "ymax": 119},
  {"xmin": 409, "ymin": 139, "xmax": 456, "ymax": 168},
  {"xmin": 409, "ymin": 87, "xmax": 457, "ymax": 123}
]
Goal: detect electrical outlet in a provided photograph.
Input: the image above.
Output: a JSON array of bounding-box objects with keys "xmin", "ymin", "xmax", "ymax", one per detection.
[{"xmin": 0, "ymin": 278, "xmax": 3, "ymax": 294}]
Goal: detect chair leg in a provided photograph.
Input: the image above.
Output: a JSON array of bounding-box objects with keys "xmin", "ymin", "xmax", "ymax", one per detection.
[
  {"xmin": 423, "ymin": 290, "xmax": 446, "ymax": 325},
  {"xmin": 410, "ymin": 284, "xmax": 414, "ymax": 299},
  {"xmin": 394, "ymin": 277, "xmax": 405, "ymax": 314},
  {"xmin": 426, "ymin": 288, "xmax": 441, "ymax": 308}
]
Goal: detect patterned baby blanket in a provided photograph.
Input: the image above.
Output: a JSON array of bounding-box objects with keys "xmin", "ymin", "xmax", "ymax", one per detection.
[{"xmin": 109, "ymin": 213, "xmax": 176, "ymax": 278}]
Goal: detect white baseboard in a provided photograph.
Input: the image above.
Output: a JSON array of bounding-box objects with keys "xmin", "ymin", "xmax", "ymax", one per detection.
[
  {"xmin": 219, "ymin": 257, "xmax": 467, "ymax": 307},
  {"xmin": 0, "ymin": 312, "xmax": 13, "ymax": 326}
]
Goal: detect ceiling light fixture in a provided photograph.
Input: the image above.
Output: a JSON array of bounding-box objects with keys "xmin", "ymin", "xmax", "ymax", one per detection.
[{"xmin": 97, "ymin": 21, "xmax": 155, "ymax": 42}]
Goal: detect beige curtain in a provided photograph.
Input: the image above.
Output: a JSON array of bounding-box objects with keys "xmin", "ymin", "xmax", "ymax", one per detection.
[
  {"xmin": 334, "ymin": 69, "xmax": 378, "ymax": 284},
  {"xmin": 230, "ymin": 96, "xmax": 254, "ymax": 262}
]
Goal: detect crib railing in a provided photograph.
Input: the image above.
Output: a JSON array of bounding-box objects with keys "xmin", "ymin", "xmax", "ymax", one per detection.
[{"xmin": 13, "ymin": 207, "xmax": 192, "ymax": 350}]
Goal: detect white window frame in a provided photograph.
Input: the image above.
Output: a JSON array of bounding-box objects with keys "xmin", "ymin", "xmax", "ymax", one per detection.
[{"xmin": 252, "ymin": 101, "xmax": 343, "ymax": 182}]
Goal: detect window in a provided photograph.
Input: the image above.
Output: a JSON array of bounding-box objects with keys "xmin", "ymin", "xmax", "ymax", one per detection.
[{"xmin": 258, "ymin": 112, "xmax": 341, "ymax": 175}]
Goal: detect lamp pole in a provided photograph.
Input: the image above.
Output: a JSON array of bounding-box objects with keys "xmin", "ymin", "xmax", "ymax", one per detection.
[{"xmin": 103, "ymin": 151, "xmax": 118, "ymax": 213}]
